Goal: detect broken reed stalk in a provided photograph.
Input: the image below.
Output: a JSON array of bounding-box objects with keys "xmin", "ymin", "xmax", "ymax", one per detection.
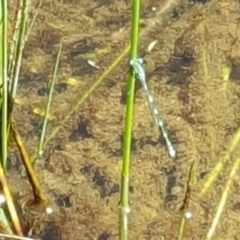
[
  {"xmin": 177, "ymin": 160, "xmax": 197, "ymax": 240},
  {"xmin": 11, "ymin": 123, "xmax": 50, "ymax": 211},
  {"xmin": 25, "ymin": 0, "xmax": 43, "ymax": 41},
  {"xmin": 0, "ymin": 163, "xmax": 23, "ymax": 236},
  {"xmin": 119, "ymin": 1, "xmax": 140, "ymax": 240}
]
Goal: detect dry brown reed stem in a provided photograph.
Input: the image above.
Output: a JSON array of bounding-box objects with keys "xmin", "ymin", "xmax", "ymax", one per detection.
[
  {"xmin": 11, "ymin": 123, "xmax": 50, "ymax": 211},
  {"xmin": 0, "ymin": 163, "xmax": 23, "ymax": 236}
]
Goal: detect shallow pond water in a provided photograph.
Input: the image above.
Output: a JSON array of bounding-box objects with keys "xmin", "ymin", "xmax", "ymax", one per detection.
[{"xmin": 7, "ymin": 0, "xmax": 240, "ymax": 239}]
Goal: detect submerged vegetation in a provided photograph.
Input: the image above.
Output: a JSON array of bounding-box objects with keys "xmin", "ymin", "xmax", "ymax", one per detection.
[{"xmin": 0, "ymin": 0, "xmax": 240, "ymax": 239}]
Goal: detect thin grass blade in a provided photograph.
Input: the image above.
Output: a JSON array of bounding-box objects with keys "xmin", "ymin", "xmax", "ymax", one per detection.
[
  {"xmin": 34, "ymin": 38, "xmax": 64, "ymax": 165},
  {"xmin": 199, "ymin": 127, "xmax": 240, "ymax": 199},
  {"xmin": 0, "ymin": 233, "xmax": 39, "ymax": 240},
  {"xmin": 206, "ymin": 157, "xmax": 240, "ymax": 239},
  {"xmin": 32, "ymin": 45, "xmax": 130, "ymax": 161},
  {"xmin": 9, "ymin": 0, "xmax": 31, "ymax": 100}
]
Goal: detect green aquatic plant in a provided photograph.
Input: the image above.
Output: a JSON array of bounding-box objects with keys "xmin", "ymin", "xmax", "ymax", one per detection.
[
  {"xmin": 0, "ymin": 0, "xmax": 51, "ymax": 237},
  {"xmin": 0, "ymin": 0, "xmax": 8, "ymax": 172},
  {"xmin": 34, "ymin": 38, "xmax": 64, "ymax": 166},
  {"xmin": 0, "ymin": 0, "xmax": 23, "ymax": 235},
  {"xmin": 119, "ymin": 1, "xmax": 141, "ymax": 240},
  {"xmin": 1, "ymin": 0, "xmax": 240, "ymax": 239}
]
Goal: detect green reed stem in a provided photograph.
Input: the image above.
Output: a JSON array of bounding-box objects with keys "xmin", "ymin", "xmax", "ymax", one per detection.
[
  {"xmin": 119, "ymin": 1, "xmax": 141, "ymax": 240},
  {"xmin": 34, "ymin": 39, "xmax": 63, "ymax": 166},
  {"xmin": 9, "ymin": 0, "xmax": 30, "ymax": 100},
  {"xmin": 1, "ymin": 0, "xmax": 8, "ymax": 171}
]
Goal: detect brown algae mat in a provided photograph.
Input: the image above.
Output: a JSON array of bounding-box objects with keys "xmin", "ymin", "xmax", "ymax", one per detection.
[{"xmin": 7, "ymin": 0, "xmax": 240, "ymax": 239}]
